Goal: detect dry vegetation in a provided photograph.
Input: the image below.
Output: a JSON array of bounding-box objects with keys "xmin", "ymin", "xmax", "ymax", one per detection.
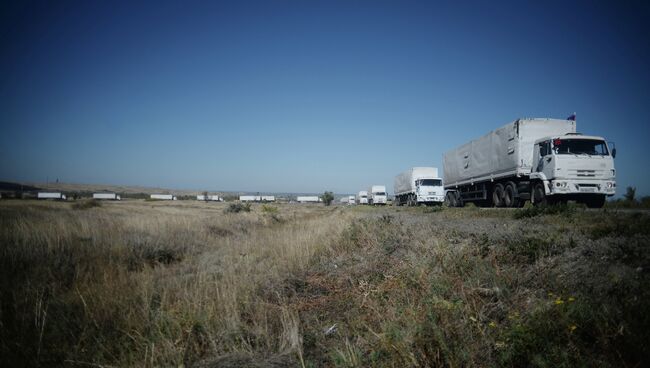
[{"xmin": 0, "ymin": 200, "xmax": 648, "ymax": 367}]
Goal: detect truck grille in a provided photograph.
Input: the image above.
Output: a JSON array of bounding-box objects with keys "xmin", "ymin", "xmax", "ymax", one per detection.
[{"xmin": 568, "ymin": 169, "xmax": 606, "ymax": 178}]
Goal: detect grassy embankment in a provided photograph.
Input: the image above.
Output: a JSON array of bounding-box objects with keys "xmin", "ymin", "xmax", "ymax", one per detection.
[{"xmin": 0, "ymin": 200, "xmax": 648, "ymax": 367}]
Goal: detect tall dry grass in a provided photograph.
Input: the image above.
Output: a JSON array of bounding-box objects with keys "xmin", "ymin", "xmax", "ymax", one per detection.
[{"xmin": 0, "ymin": 200, "xmax": 350, "ymax": 366}]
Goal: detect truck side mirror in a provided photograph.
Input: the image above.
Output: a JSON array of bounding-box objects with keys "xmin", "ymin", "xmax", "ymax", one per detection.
[{"xmin": 612, "ymin": 148, "xmax": 616, "ymax": 158}]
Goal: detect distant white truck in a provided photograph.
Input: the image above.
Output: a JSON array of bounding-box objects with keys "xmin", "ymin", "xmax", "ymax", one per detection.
[
  {"xmin": 93, "ymin": 193, "xmax": 121, "ymax": 200},
  {"xmin": 357, "ymin": 191, "xmax": 369, "ymax": 204},
  {"xmin": 297, "ymin": 196, "xmax": 321, "ymax": 203},
  {"xmin": 443, "ymin": 117, "xmax": 616, "ymax": 208},
  {"xmin": 368, "ymin": 185, "xmax": 387, "ymax": 205},
  {"xmin": 239, "ymin": 195, "xmax": 275, "ymax": 202},
  {"xmin": 151, "ymin": 194, "xmax": 176, "ymax": 200},
  {"xmin": 394, "ymin": 167, "xmax": 444, "ymax": 206},
  {"xmin": 348, "ymin": 196, "xmax": 356, "ymax": 205},
  {"xmin": 38, "ymin": 192, "xmax": 66, "ymax": 200},
  {"xmin": 197, "ymin": 194, "xmax": 221, "ymax": 201}
]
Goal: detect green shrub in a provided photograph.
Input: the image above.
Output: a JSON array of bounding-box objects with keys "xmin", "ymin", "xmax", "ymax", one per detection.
[
  {"xmin": 224, "ymin": 202, "xmax": 251, "ymax": 213},
  {"xmin": 261, "ymin": 204, "xmax": 278, "ymax": 214}
]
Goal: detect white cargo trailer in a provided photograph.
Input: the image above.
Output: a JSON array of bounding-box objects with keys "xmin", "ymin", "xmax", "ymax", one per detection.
[
  {"xmin": 357, "ymin": 191, "xmax": 369, "ymax": 204},
  {"xmin": 368, "ymin": 185, "xmax": 387, "ymax": 205},
  {"xmin": 339, "ymin": 197, "xmax": 348, "ymax": 203},
  {"xmin": 93, "ymin": 193, "xmax": 121, "ymax": 200},
  {"xmin": 38, "ymin": 192, "xmax": 66, "ymax": 200},
  {"xmin": 297, "ymin": 196, "xmax": 321, "ymax": 203},
  {"xmin": 261, "ymin": 196, "xmax": 275, "ymax": 202},
  {"xmin": 394, "ymin": 167, "xmax": 444, "ymax": 206},
  {"xmin": 151, "ymin": 194, "xmax": 175, "ymax": 200},
  {"xmin": 240, "ymin": 195, "xmax": 259, "ymax": 202},
  {"xmin": 197, "ymin": 194, "xmax": 221, "ymax": 201},
  {"xmin": 443, "ymin": 117, "xmax": 616, "ymax": 208}
]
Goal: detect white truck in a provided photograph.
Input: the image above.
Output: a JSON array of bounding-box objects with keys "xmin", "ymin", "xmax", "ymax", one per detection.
[
  {"xmin": 443, "ymin": 117, "xmax": 616, "ymax": 208},
  {"xmin": 197, "ymin": 194, "xmax": 221, "ymax": 201},
  {"xmin": 151, "ymin": 194, "xmax": 176, "ymax": 200},
  {"xmin": 348, "ymin": 195, "xmax": 356, "ymax": 205},
  {"xmin": 368, "ymin": 185, "xmax": 387, "ymax": 205},
  {"xmin": 394, "ymin": 167, "xmax": 444, "ymax": 206},
  {"xmin": 297, "ymin": 196, "xmax": 321, "ymax": 203},
  {"xmin": 357, "ymin": 191, "xmax": 369, "ymax": 204},
  {"xmin": 93, "ymin": 193, "xmax": 121, "ymax": 200},
  {"xmin": 38, "ymin": 192, "xmax": 66, "ymax": 200}
]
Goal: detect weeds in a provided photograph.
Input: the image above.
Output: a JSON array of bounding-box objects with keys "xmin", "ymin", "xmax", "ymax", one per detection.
[
  {"xmin": 224, "ymin": 202, "xmax": 251, "ymax": 213},
  {"xmin": 71, "ymin": 198, "xmax": 102, "ymax": 210},
  {"xmin": 512, "ymin": 203, "xmax": 579, "ymax": 219}
]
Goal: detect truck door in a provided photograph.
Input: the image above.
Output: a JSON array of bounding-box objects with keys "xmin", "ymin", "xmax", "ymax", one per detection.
[{"xmin": 536, "ymin": 140, "xmax": 553, "ymax": 175}]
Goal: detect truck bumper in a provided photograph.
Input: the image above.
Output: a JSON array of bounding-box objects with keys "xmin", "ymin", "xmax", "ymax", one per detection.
[
  {"xmin": 546, "ymin": 179, "xmax": 616, "ymax": 196},
  {"xmin": 417, "ymin": 195, "xmax": 444, "ymax": 203}
]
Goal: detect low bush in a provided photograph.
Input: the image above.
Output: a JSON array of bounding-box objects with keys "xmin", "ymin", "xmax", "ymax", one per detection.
[
  {"xmin": 71, "ymin": 199, "xmax": 102, "ymax": 210},
  {"xmin": 224, "ymin": 202, "xmax": 251, "ymax": 213}
]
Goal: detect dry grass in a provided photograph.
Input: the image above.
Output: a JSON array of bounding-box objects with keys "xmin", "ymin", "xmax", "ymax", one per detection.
[{"xmin": 1, "ymin": 200, "xmax": 648, "ymax": 367}]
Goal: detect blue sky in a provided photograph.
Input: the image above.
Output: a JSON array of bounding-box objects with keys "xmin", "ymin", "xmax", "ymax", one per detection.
[{"xmin": 1, "ymin": 0, "xmax": 649, "ymax": 195}]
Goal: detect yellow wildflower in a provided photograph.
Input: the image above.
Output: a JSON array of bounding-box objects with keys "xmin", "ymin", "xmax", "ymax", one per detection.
[
  {"xmin": 568, "ymin": 297, "xmax": 575, "ymax": 302},
  {"xmin": 489, "ymin": 321, "xmax": 497, "ymax": 328},
  {"xmin": 569, "ymin": 324, "xmax": 577, "ymax": 332},
  {"xmin": 555, "ymin": 298, "xmax": 564, "ymax": 305}
]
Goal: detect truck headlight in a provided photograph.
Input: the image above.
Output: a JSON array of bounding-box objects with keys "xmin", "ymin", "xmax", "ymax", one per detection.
[
  {"xmin": 554, "ymin": 181, "xmax": 568, "ymax": 188},
  {"xmin": 606, "ymin": 182, "xmax": 615, "ymax": 189}
]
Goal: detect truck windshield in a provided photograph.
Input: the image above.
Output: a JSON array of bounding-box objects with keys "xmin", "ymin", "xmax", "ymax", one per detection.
[
  {"xmin": 374, "ymin": 192, "xmax": 386, "ymax": 196},
  {"xmin": 553, "ymin": 139, "xmax": 609, "ymax": 156},
  {"xmin": 419, "ymin": 179, "xmax": 442, "ymax": 186}
]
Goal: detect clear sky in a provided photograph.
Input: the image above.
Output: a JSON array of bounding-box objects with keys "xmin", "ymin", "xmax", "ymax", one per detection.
[{"xmin": 1, "ymin": 0, "xmax": 649, "ymax": 195}]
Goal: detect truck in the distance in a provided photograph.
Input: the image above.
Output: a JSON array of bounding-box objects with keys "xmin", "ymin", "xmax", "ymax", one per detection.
[
  {"xmin": 357, "ymin": 191, "xmax": 369, "ymax": 204},
  {"xmin": 443, "ymin": 117, "xmax": 616, "ymax": 208},
  {"xmin": 368, "ymin": 185, "xmax": 387, "ymax": 205},
  {"xmin": 394, "ymin": 167, "xmax": 444, "ymax": 206}
]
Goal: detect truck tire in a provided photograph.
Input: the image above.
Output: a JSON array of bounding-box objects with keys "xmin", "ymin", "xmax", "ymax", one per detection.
[
  {"xmin": 408, "ymin": 194, "xmax": 416, "ymax": 206},
  {"xmin": 532, "ymin": 182, "xmax": 547, "ymax": 206},
  {"xmin": 454, "ymin": 191, "xmax": 464, "ymax": 207},
  {"xmin": 445, "ymin": 192, "xmax": 456, "ymax": 207},
  {"xmin": 585, "ymin": 195, "xmax": 606, "ymax": 208},
  {"xmin": 493, "ymin": 184, "xmax": 504, "ymax": 207},
  {"xmin": 504, "ymin": 182, "xmax": 520, "ymax": 208}
]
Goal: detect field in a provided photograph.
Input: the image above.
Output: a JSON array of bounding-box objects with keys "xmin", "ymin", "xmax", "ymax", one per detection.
[{"xmin": 1, "ymin": 200, "xmax": 649, "ymax": 367}]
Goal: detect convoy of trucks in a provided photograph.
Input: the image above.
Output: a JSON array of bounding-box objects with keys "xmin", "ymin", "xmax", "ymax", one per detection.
[
  {"xmin": 394, "ymin": 167, "xmax": 445, "ymax": 206},
  {"xmin": 443, "ymin": 118, "xmax": 616, "ymax": 208},
  {"xmin": 20, "ymin": 117, "xmax": 618, "ymax": 208}
]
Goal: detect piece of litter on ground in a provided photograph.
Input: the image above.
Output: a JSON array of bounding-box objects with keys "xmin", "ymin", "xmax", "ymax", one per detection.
[{"xmin": 324, "ymin": 323, "xmax": 338, "ymax": 336}]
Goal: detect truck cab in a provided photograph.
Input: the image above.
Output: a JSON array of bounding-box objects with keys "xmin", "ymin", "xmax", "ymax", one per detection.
[
  {"xmin": 530, "ymin": 133, "xmax": 616, "ymax": 207},
  {"xmin": 369, "ymin": 185, "xmax": 387, "ymax": 205},
  {"xmin": 357, "ymin": 191, "xmax": 369, "ymax": 204},
  {"xmin": 415, "ymin": 178, "xmax": 444, "ymax": 204}
]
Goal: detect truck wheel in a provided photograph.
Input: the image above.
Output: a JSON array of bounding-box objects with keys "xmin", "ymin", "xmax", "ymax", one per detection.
[
  {"xmin": 454, "ymin": 192, "xmax": 464, "ymax": 207},
  {"xmin": 408, "ymin": 194, "xmax": 415, "ymax": 206},
  {"xmin": 504, "ymin": 182, "xmax": 519, "ymax": 208},
  {"xmin": 532, "ymin": 183, "xmax": 547, "ymax": 206},
  {"xmin": 585, "ymin": 195, "xmax": 606, "ymax": 208},
  {"xmin": 493, "ymin": 184, "xmax": 504, "ymax": 207},
  {"xmin": 445, "ymin": 192, "xmax": 456, "ymax": 207}
]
